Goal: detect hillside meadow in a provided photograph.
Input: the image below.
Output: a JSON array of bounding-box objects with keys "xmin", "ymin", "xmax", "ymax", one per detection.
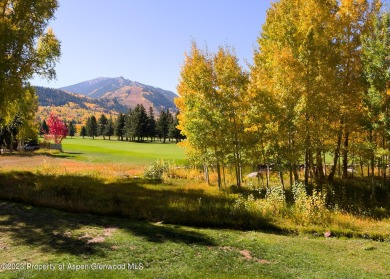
[{"xmin": 0, "ymin": 139, "xmax": 389, "ymax": 278}]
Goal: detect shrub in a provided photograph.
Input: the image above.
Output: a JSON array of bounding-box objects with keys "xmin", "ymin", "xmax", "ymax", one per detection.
[
  {"xmin": 143, "ymin": 160, "xmax": 169, "ymax": 180},
  {"xmin": 262, "ymin": 186, "xmax": 286, "ymax": 218},
  {"xmin": 292, "ymin": 183, "xmax": 330, "ymax": 225}
]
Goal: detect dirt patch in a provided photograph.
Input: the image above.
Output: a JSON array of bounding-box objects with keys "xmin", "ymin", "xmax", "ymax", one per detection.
[
  {"xmin": 87, "ymin": 236, "xmax": 105, "ymax": 244},
  {"xmin": 239, "ymin": 249, "xmax": 271, "ymax": 264},
  {"xmin": 219, "ymin": 246, "xmax": 271, "ymax": 264},
  {"xmin": 79, "ymin": 227, "xmax": 118, "ymax": 244},
  {"xmin": 103, "ymin": 227, "xmax": 118, "ymax": 237},
  {"xmin": 239, "ymin": 249, "xmax": 253, "ymax": 260}
]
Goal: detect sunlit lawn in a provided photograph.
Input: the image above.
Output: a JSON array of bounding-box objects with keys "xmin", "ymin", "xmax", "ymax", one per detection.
[{"xmin": 61, "ymin": 136, "xmax": 186, "ymax": 164}]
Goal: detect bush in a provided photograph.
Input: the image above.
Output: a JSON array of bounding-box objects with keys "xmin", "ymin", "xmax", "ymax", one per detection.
[
  {"xmin": 292, "ymin": 183, "xmax": 330, "ymax": 225},
  {"xmin": 143, "ymin": 159, "xmax": 172, "ymax": 180},
  {"xmin": 262, "ymin": 186, "xmax": 286, "ymax": 218}
]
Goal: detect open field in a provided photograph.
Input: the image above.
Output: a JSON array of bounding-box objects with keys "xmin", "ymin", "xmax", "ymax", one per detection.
[
  {"xmin": 0, "ymin": 201, "xmax": 389, "ymax": 279},
  {"xmin": 60, "ymin": 137, "xmax": 186, "ymax": 164}
]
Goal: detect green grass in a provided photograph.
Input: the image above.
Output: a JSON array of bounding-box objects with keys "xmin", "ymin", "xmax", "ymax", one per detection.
[
  {"xmin": 60, "ymin": 137, "xmax": 186, "ymax": 164},
  {"xmin": 1, "ymin": 141, "xmax": 390, "ymax": 277},
  {"xmin": 0, "ymin": 201, "xmax": 389, "ymax": 279}
]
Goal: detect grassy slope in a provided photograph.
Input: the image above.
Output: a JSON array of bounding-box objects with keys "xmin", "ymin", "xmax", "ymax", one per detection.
[
  {"xmin": 0, "ymin": 201, "xmax": 389, "ymax": 279},
  {"xmin": 1, "ymin": 141, "xmax": 390, "ymax": 278},
  {"xmin": 61, "ymin": 137, "xmax": 186, "ymax": 164}
]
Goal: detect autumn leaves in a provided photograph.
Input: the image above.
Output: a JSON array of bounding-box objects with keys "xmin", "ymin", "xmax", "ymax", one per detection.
[{"xmin": 176, "ymin": 0, "xmax": 390, "ymax": 187}]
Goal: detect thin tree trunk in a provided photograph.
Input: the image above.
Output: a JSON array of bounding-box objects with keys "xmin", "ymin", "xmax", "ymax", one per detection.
[
  {"xmin": 293, "ymin": 163, "xmax": 299, "ymax": 183},
  {"xmin": 305, "ymin": 149, "xmax": 309, "ymax": 186},
  {"xmin": 316, "ymin": 149, "xmax": 325, "ymax": 181},
  {"xmin": 204, "ymin": 163, "xmax": 209, "ymax": 185},
  {"xmin": 222, "ymin": 165, "xmax": 226, "ymax": 187},
  {"xmin": 342, "ymin": 131, "xmax": 349, "ymax": 178},
  {"xmin": 324, "ymin": 152, "xmax": 327, "ymax": 177},
  {"xmin": 216, "ymin": 161, "xmax": 221, "ymax": 190},
  {"xmin": 383, "ymin": 136, "xmax": 387, "ymax": 183},
  {"xmin": 279, "ymin": 170, "xmax": 285, "ymax": 191},
  {"xmin": 266, "ymin": 164, "xmax": 270, "ymax": 188},
  {"xmin": 328, "ymin": 129, "xmax": 342, "ymax": 182}
]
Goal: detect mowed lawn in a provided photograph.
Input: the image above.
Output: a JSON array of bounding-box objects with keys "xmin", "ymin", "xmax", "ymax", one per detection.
[{"xmin": 61, "ymin": 137, "xmax": 186, "ymax": 164}]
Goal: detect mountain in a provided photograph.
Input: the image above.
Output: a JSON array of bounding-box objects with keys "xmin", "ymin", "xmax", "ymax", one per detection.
[
  {"xmin": 35, "ymin": 86, "xmax": 128, "ymax": 113},
  {"xmin": 35, "ymin": 86, "xmax": 130, "ymax": 126},
  {"xmin": 60, "ymin": 77, "xmax": 134, "ymax": 98},
  {"xmin": 60, "ymin": 77, "xmax": 177, "ymax": 112}
]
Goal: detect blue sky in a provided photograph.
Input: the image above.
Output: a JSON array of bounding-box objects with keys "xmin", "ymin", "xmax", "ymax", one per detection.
[{"xmin": 31, "ymin": 0, "xmax": 272, "ymax": 93}]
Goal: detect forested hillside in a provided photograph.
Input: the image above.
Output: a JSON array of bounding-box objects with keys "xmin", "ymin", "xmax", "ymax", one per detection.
[{"xmin": 35, "ymin": 86, "xmax": 128, "ymax": 113}]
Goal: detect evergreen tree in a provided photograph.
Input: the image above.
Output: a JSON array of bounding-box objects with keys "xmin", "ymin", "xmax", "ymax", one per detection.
[
  {"xmin": 86, "ymin": 116, "xmax": 97, "ymax": 139},
  {"xmin": 98, "ymin": 114, "xmax": 108, "ymax": 139},
  {"xmin": 147, "ymin": 106, "xmax": 157, "ymax": 141},
  {"xmin": 40, "ymin": 120, "xmax": 49, "ymax": 136},
  {"xmin": 169, "ymin": 114, "xmax": 184, "ymax": 143},
  {"xmin": 68, "ymin": 121, "xmax": 76, "ymax": 138},
  {"xmin": 137, "ymin": 104, "xmax": 149, "ymax": 141},
  {"xmin": 105, "ymin": 116, "xmax": 115, "ymax": 140},
  {"xmin": 80, "ymin": 126, "xmax": 87, "ymax": 139},
  {"xmin": 157, "ymin": 109, "xmax": 170, "ymax": 143},
  {"xmin": 114, "ymin": 113, "xmax": 126, "ymax": 141},
  {"xmin": 124, "ymin": 105, "xmax": 149, "ymax": 142},
  {"xmin": 124, "ymin": 109, "xmax": 134, "ymax": 141}
]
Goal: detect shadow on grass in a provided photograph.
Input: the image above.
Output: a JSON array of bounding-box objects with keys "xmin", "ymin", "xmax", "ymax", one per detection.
[
  {"xmin": 0, "ymin": 171, "xmax": 282, "ymax": 230},
  {"xmin": 0, "ymin": 150, "xmax": 83, "ymax": 159},
  {"xmin": 0, "ymin": 201, "xmax": 216, "ymax": 257},
  {"xmin": 51, "ymin": 152, "xmax": 83, "ymax": 159},
  {"xmin": 0, "ymin": 171, "xmax": 285, "ymax": 255},
  {"xmin": 0, "ymin": 171, "xmax": 278, "ymax": 228}
]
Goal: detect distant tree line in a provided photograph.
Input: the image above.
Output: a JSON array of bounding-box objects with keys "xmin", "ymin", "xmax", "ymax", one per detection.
[{"xmin": 80, "ymin": 104, "xmax": 184, "ymax": 143}]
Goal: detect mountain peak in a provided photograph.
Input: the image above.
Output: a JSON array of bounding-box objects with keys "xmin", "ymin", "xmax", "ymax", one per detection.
[{"xmin": 59, "ymin": 77, "xmax": 177, "ymax": 112}]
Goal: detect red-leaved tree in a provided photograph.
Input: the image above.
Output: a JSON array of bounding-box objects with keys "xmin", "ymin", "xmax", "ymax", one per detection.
[{"xmin": 45, "ymin": 113, "xmax": 68, "ymax": 144}]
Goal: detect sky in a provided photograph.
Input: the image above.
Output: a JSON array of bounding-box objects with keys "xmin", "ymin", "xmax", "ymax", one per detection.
[{"xmin": 31, "ymin": 0, "xmax": 272, "ymax": 93}]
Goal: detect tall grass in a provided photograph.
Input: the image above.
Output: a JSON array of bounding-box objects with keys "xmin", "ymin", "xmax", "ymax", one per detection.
[{"xmin": 0, "ymin": 156, "xmax": 389, "ymax": 240}]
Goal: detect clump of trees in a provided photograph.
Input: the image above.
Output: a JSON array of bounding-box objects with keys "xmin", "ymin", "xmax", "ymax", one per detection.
[
  {"xmin": 0, "ymin": 89, "xmax": 39, "ymax": 152},
  {"xmin": 177, "ymin": 0, "xmax": 390, "ymax": 188},
  {"xmin": 82, "ymin": 105, "xmax": 184, "ymax": 143},
  {"xmin": 0, "ymin": 0, "xmax": 60, "ymax": 150}
]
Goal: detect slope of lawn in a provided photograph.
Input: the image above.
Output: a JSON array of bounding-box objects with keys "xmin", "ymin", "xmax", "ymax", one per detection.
[
  {"xmin": 0, "ymin": 201, "xmax": 389, "ymax": 279},
  {"xmin": 1, "ymin": 143, "xmax": 389, "ymax": 278},
  {"xmin": 60, "ymin": 137, "xmax": 186, "ymax": 164}
]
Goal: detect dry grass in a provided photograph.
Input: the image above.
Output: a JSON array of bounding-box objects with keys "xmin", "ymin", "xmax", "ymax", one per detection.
[
  {"xmin": 0, "ymin": 155, "xmax": 144, "ymax": 182},
  {"xmin": 1, "ymin": 154, "xmax": 389, "ymax": 241}
]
